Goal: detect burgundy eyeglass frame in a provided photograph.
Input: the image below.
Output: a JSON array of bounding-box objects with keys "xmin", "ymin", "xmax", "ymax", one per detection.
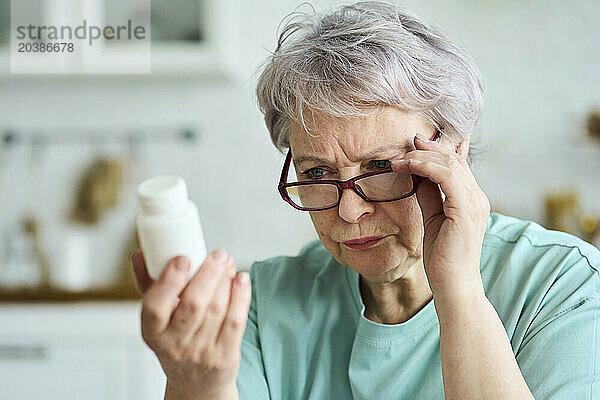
[{"xmin": 278, "ymin": 130, "xmax": 441, "ymax": 211}]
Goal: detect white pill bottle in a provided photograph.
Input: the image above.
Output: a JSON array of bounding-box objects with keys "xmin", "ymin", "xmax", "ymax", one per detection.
[{"xmin": 136, "ymin": 175, "xmax": 207, "ymax": 280}]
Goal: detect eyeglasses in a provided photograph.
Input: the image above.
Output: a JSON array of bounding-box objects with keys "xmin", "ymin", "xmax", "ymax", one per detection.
[{"xmin": 277, "ymin": 131, "xmax": 440, "ymax": 211}]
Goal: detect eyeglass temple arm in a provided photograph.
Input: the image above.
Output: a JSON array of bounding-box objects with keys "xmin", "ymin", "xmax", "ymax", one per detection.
[{"xmin": 278, "ymin": 149, "xmax": 292, "ymax": 186}]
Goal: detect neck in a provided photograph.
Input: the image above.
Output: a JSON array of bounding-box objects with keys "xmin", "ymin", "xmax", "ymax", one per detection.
[{"xmin": 359, "ymin": 259, "xmax": 433, "ymax": 324}]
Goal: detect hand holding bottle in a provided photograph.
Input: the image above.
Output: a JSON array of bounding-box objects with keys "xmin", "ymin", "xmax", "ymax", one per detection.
[{"xmin": 131, "ymin": 249, "xmax": 251, "ymax": 400}]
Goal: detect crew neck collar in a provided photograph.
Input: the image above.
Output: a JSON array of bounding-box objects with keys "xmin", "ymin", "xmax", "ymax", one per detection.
[{"xmin": 341, "ymin": 260, "xmax": 438, "ymax": 344}]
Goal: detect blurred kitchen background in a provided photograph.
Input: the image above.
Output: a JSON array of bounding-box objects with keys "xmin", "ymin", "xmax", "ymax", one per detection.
[{"xmin": 0, "ymin": 0, "xmax": 599, "ymax": 399}]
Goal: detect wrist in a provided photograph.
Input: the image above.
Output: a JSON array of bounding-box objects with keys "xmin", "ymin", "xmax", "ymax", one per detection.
[
  {"xmin": 430, "ymin": 270, "xmax": 485, "ymax": 302},
  {"xmin": 165, "ymin": 380, "xmax": 238, "ymax": 400},
  {"xmin": 432, "ymin": 281, "xmax": 488, "ymax": 326}
]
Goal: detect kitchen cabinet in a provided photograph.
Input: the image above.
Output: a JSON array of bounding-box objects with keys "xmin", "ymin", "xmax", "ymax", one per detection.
[
  {"xmin": 0, "ymin": 301, "xmax": 166, "ymax": 400},
  {"xmin": 0, "ymin": 0, "xmax": 238, "ymax": 78}
]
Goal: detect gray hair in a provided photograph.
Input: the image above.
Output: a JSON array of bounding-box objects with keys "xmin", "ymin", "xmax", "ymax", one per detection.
[{"xmin": 255, "ymin": 1, "xmax": 486, "ymax": 164}]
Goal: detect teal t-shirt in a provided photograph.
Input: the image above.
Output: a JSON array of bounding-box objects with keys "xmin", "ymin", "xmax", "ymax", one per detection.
[{"xmin": 237, "ymin": 212, "xmax": 600, "ymax": 399}]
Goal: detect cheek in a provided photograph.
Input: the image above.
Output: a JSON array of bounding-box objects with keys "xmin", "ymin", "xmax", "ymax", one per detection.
[
  {"xmin": 381, "ymin": 197, "xmax": 424, "ymax": 240},
  {"xmin": 309, "ymin": 210, "xmax": 337, "ymax": 240}
]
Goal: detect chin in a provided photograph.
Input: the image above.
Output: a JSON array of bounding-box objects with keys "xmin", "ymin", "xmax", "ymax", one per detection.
[{"xmin": 337, "ymin": 241, "xmax": 399, "ymax": 274}]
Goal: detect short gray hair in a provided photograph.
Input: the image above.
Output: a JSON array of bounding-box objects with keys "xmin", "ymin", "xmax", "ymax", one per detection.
[{"xmin": 255, "ymin": 1, "xmax": 485, "ymax": 164}]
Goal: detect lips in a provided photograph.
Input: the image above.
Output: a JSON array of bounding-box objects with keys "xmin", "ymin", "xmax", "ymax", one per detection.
[{"xmin": 343, "ymin": 236, "xmax": 387, "ymax": 249}]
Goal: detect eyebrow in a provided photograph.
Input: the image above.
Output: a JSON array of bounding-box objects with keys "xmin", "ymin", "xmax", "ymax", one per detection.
[{"xmin": 293, "ymin": 143, "xmax": 413, "ymax": 166}]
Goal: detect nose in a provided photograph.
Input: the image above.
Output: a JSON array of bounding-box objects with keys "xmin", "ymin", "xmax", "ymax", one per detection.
[{"xmin": 337, "ymin": 186, "xmax": 375, "ymax": 223}]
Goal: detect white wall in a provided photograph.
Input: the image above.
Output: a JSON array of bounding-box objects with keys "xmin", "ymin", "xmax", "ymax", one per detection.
[
  {"xmin": 1, "ymin": 0, "xmax": 599, "ymax": 281},
  {"xmin": 402, "ymin": 0, "xmax": 600, "ymax": 221}
]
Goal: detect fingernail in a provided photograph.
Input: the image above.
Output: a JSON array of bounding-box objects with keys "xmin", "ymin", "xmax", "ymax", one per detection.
[
  {"xmin": 236, "ymin": 271, "xmax": 250, "ymax": 285},
  {"xmin": 213, "ymin": 249, "xmax": 229, "ymax": 262},
  {"xmin": 174, "ymin": 256, "xmax": 189, "ymax": 271},
  {"xmin": 391, "ymin": 158, "xmax": 407, "ymax": 165},
  {"xmin": 408, "ymin": 159, "xmax": 422, "ymax": 164},
  {"xmin": 415, "ymin": 133, "xmax": 432, "ymax": 143}
]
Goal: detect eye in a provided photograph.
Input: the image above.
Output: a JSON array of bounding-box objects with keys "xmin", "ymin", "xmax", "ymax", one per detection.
[
  {"xmin": 368, "ymin": 160, "xmax": 391, "ymax": 170},
  {"xmin": 300, "ymin": 167, "xmax": 326, "ymax": 180}
]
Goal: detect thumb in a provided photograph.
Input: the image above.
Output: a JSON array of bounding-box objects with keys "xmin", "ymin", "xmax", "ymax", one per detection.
[
  {"xmin": 415, "ymin": 176, "xmax": 444, "ymax": 226},
  {"xmin": 131, "ymin": 250, "xmax": 154, "ymax": 295}
]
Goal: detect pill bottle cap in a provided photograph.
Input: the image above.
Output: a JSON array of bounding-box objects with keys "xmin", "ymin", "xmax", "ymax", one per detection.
[{"xmin": 137, "ymin": 175, "xmax": 188, "ymax": 213}]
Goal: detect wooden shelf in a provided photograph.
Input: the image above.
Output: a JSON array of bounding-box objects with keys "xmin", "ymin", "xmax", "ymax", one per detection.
[{"xmin": 0, "ymin": 284, "xmax": 142, "ymax": 303}]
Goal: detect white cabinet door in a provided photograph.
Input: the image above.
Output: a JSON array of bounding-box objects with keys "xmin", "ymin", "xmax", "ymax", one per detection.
[
  {"xmin": 125, "ymin": 341, "xmax": 168, "ymax": 400},
  {"xmin": 0, "ymin": 302, "xmax": 167, "ymax": 400},
  {"xmin": 0, "ymin": 339, "xmax": 129, "ymax": 400}
]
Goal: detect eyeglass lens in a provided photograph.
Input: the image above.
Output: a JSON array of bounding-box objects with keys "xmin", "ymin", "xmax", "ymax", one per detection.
[{"xmin": 285, "ymin": 172, "xmax": 413, "ymax": 209}]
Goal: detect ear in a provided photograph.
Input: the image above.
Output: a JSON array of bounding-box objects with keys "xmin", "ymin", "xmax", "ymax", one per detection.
[{"xmin": 456, "ymin": 136, "xmax": 469, "ymax": 160}]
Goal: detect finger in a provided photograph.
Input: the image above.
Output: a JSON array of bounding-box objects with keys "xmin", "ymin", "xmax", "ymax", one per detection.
[
  {"xmin": 409, "ymin": 135, "xmax": 478, "ymax": 190},
  {"xmin": 404, "ymin": 159, "xmax": 469, "ymax": 218},
  {"xmin": 166, "ymin": 250, "xmax": 233, "ymax": 341},
  {"xmin": 193, "ymin": 257, "xmax": 236, "ymax": 345},
  {"xmin": 389, "ymin": 150, "xmax": 449, "ymax": 174},
  {"xmin": 389, "ymin": 153, "xmax": 446, "ymax": 223},
  {"xmin": 414, "ymin": 132, "xmax": 463, "ymax": 158},
  {"xmin": 217, "ymin": 271, "xmax": 252, "ymax": 351},
  {"xmin": 131, "ymin": 251, "xmax": 154, "ymax": 295},
  {"xmin": 415, "ymin": 174, "xmax": 444, "ymax": 226},
  {"xmin": 389, "ymin": 150, "xmax": 452, "ymax": 191},
  {"xmin": 457, "ymin": 136, "xmax": 470, "ymax": 160},
  {"xmin": 141, "ymin": 256, "xmax": 191, "ymax": 340}
]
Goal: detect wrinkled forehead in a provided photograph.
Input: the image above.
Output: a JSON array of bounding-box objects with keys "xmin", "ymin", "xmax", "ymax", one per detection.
[{"xmin": 288, "ymin": 106, "xmax": 429, "ymax": 158}]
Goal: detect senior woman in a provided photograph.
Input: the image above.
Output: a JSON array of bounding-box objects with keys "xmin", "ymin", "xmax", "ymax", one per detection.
[{"xmin": 131, "ymin": 2, "xmax": 600, "ymax": 399}]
